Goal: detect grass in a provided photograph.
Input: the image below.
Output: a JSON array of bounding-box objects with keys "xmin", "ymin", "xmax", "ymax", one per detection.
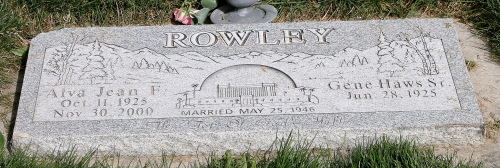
[
  {"xmin": 2, "ymin": 135, "xmax": 483, "ymax": 167},
  {"xmin": 0, "ymin": 1, "xmax": 24, "ymax": 52},
  {"xmin": 265, "ymin": 0, "xmax": 469, "ymax": 22},
  {"xmin": 467, "ymin": 0, "xmax": 500, "ymax": 61},
  {"xmin": 329, "ymin": 137, "xmax": 477, "ymax": 167},
  {"xmin": 465, "ymin": 60, "xmax": 476, "ymax": 71},
  {"xmin": 0, "ymin": 0, "xmax": 498, "ymax": 167},
  {"xmin": 0, "ymin": 146, "xmax": 94, "ymax": 167},
  {"xmin": 16, "ymin": 0, "xmax": 186, "ymax": 35},
  {"xmin": 486, "ymin": 113, "xmax": 500, "ymax": 140},
  {"xmin": 0, "ymin": 0, "xmax": 24, "ymax": 88}
]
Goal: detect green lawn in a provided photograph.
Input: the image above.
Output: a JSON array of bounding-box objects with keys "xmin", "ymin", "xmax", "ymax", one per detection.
[{"xmin": 1, "ymin": 0, "xmax": 498, "ymax": 167}]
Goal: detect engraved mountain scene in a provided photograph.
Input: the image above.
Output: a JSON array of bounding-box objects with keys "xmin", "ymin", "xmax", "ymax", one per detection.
[
  {"xmin": 122, "ymin": 50, "xmax": 222, "ymax": 84},
  {"xmin": 270, "ymin": 48, "xmax": 379, "ymax": 79},
  {"xmin": 268, "ymin": 33, "xmax": 447, "ymax": 80},
  {"xmin": 119, "ymin": 48, "xmax": 180, "ymax": 84},
  {"xmin": 41, "ymin": 33, "xmax": 449, "ymax": 87},
  {"xmin": 41, "ymin": 40, "xmax": 221, "ymax": 85}
]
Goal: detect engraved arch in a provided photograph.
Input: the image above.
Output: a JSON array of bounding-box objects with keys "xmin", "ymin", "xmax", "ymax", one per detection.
[{"xmin": 200, "ymin": 64, "xmax": 297, "ymax": 91}]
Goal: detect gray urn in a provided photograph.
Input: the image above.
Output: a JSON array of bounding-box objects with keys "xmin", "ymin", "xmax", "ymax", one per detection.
[
  {"xmin": 210, "ymin": 0, "xmax": 277, "ymax": 24},
  {"xmin": 226, "ymin": 0, "xmax": 257, "ymax": 8}
]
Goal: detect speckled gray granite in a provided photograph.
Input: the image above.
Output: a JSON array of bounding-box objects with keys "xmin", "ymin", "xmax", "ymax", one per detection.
[{"xmin": 13, "ymin": 19, "xmax": 484, "ymax": 156}]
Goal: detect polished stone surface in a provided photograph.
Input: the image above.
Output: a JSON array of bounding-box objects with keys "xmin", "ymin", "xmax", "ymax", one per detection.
[{"xmin": 13, "ymin": 19, "xmax": 483, "ymax": 156}]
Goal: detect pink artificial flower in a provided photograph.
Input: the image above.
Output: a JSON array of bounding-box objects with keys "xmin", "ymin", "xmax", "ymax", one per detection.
[{"xmin": 174, "ymin": 9, "xmax": 199, "ymax": 25}]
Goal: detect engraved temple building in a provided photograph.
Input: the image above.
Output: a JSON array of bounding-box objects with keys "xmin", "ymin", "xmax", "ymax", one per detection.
[{"xmin": 177, "ymin": 83, "xmax": 319, "ymax": 108}]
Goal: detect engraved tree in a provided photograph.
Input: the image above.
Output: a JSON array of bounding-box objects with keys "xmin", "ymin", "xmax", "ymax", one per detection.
[
  {"xmin": 419, "ymin": 33, "xmax": 439, "ymax": 75},
  {"xmin": 339, "ymin": 55, "xmax": 368, "ymax": 67},
  {"xmin": 299, "ymin": 87, "xmax": 307, "ymax": 95},
  {"xmin": 45, "ymin": 34, "xmax": 82, "ymax": 85},
  {"xmin": 103, "ymin": 59, "xmax": 116, "ymax": 84},
  {"xmin": 308, "ymin": 88, "xmax": 315, "ymax": 102},
  {"xmin": 308, "ymin": 88, "xmax": 315, "ymax": 96},
  {"xmin": 184, "ymin": 93, "xmax": 188, "ymax": 106},
  {"xmin": 377, "ymin": 32, "xmax": 404, "ymax": 77},
  {"xmin": 176, "ymin": 98, "xmax": 183, "ymax": 108},
  {"xmin": 80, "ymin": 40, "xmax": 108, "ymax": 84},
  {"xmin": 191, "ymin": 84, "xmax": 199, "ymax": 98},
  {"xmin": 402, "ymin": 32, "xmax": 439, "ymax": 75}
]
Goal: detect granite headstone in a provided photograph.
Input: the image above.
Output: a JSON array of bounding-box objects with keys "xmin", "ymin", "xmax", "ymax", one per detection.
[{"xmin": 13, "ymin": 19, "xmax": 484, "ymax": 156}]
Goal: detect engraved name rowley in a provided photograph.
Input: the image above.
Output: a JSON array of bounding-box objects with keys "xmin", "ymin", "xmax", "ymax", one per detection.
[{"xmin": 164, "ymin": 28, "xmax": 334, "ymax": 47}]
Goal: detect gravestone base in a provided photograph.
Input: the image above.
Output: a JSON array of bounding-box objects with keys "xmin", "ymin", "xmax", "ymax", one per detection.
[
  {"xmin": 13, "ymin": 19, "xmax": 484, "ymax": 156},
  {"xmin": 14, "ymin": 111, "xmax": 483, "ymax": 156},
  {"xmin": 15, "ymin": 127, "xmax": 483, "ymax": 156}
]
